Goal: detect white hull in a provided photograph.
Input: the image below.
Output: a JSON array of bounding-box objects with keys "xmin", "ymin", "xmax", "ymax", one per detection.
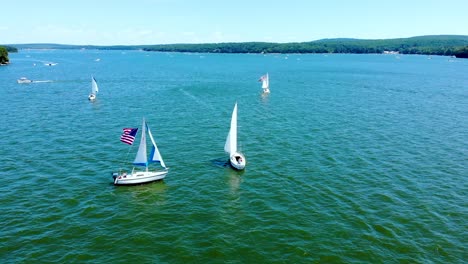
[
  {"xmin": 229, "ymin": 152, "xmax": 246, "ymax": 170},
  {"xmin": 262, "ymin": 88, "xmax": 270, "ymax": 94},
  {"xmin": 18, "ymin": 78, "xmax": 33, "ymax": 84},
  {"xmin": 88, "ymin": 94, "xmax": 96, "ymax": 101},
  {"xmin": 113, "ymin": 170, "xmax": 168, "ymax": 185}
]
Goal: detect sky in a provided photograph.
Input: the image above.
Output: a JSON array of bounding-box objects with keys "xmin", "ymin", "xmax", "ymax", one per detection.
[{"xmin": 2, "ymin": 0, "xmax": 467, "ymax": 45}]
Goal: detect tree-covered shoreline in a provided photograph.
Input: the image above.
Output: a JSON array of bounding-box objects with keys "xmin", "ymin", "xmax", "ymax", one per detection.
[
  {"xmin": 142, "ymin": 35, "xmax": 468, "ymax": 58},
  {"xmin": 0, "ymin": 46, "xmax": 10, "ymax": 65},
  {"xmin": 1, "ymin": 45, "xmax": 19, "ymax": 65},
  {"xmin": 5, "ymin": 35, "xmax": 468, "ymax": 58}
]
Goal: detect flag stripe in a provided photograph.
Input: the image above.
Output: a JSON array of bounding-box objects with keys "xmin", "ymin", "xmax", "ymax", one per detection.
[{"xmin": 120, "ymin": 128, "xmax": 138, "ymax": 145}]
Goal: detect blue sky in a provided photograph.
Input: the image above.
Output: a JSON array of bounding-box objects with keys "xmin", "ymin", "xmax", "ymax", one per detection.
[{"xmin": 2, "ymin": 0, "xmax": 467, "ymax": 45}]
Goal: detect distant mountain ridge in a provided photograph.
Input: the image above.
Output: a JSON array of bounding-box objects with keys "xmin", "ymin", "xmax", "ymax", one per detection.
[{"xmin": 4, "ymin": 35, "xmax": 468, "ymax": 58}]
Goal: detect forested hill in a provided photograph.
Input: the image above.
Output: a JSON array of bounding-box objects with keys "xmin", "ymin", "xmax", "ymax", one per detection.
[
  {"xmin": 142, "ymin": 35, "xmax": 468, "ymax": 57},
  {"xmin": 1, "ymin": 45, "xmax": 18, "ymax": 52},
  {"xmin": 6, "ymin": 35, "xmax": 468, "ymax": 58},
  {"xmin": 0, "ymin": 45, "xmax": 18, "ymax": 64}
]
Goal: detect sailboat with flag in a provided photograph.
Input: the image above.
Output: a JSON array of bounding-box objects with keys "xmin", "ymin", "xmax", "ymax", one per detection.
[{"xmin": 112, "ymin": 118, "xmax": 168, "ymax": 185}]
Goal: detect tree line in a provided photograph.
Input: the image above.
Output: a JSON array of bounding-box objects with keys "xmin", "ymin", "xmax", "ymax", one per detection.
[
  {"xmin": 0, "ymin": 46, "xmax": 9, "ymax": 64},
  {"xmin": 142, "ymin": 35, "xmax": 468, "ymax": 58},
  {"xmin": 0, "ymin": 46, "xmax": 18, "ymax": 64},
  {"xmin": 5, "ymin": 35, "xmax": 468, "ymax": 58}
]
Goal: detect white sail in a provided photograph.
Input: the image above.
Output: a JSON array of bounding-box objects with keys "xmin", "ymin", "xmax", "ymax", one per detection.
[
  {"xmin": 133, "ymin": 119, "xmax": 148, "ymax": 167},
  {"xmin": 147, "ymin": 123, "xmax": 166, "ymax": 168},
  {"xmin": 261, "ymin": 73, "xmax": 269, "ymax": 89},
  {"xmin": 91, "ymin": 77, "xmax": 99, "ymax": 95},
  {"xmin": 224, "ymin": 102, "xmax": 238, "ymax": 155}
]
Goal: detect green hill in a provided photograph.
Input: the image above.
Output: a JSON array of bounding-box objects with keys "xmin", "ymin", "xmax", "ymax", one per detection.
[
  {"xmin": 5, "ymin": 35, "xmax": 468, "ymax": 58},
  {"xmin": 0, "ymin": 46, "xmax": 12, "ymax": 64},
  {"xmin": 142, "ymin": 35, "xmax": 468, "ymax": 57}
]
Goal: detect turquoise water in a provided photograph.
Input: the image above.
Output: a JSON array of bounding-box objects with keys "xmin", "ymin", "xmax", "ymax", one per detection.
[{"xmin": 1, "ymin": 50, "xmax": 467, "ymax": 263}]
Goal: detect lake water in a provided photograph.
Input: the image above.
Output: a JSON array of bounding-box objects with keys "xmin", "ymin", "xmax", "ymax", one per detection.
[{"xmin": 1, "ymin": 50, "xmax": 467, "ymax": 263}]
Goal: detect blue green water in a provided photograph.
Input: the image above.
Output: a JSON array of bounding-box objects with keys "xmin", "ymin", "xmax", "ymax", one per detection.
[{"xmin": 1, "ymin": 50, "xmax": 467, "ymax": 263}]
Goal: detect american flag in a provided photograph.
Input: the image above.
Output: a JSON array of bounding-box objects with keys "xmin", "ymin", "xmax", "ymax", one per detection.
[{"xmin": 120, "ymin": 128, "xmax": 138, "ymax": 145}]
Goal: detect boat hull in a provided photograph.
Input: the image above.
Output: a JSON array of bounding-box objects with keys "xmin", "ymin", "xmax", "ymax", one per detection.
[
  {"xmin": 113, "ymin": 170, "xmax": 168, "ymax": 185},
  {"xmin": 17, "ymin": 78, "xmax": 33, "ymax": 84},
  {"xmin": 229, "ymin": 152, "xmax": 246, "ymax": 170},
  {"xmin": 88, "ymin": 94, "xmax": 96, "ymax": 101}
]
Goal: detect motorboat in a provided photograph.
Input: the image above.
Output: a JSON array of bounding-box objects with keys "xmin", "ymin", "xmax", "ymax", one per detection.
[{"xmin": 17, "ymin": 77, "xmax": 33, "ymax": 84}]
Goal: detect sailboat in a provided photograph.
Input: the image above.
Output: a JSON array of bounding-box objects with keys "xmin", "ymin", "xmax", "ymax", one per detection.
[
  {"xmin": 259, "ymin": 73, "xmax": 270, "ymax": 94},
  {"xmin": 225, "ymin": 102, "xmax": 246, "ymax": 170},
  {"xmin": 88, "ymin": 76, "xmax": 99, "ymax": 101},
  {"xmin": 113, "ymin": 118, "xmax": 168, "ymax": 185}
]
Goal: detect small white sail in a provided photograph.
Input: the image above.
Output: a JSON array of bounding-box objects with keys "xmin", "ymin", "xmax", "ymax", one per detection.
[
  {"xmin": 147, "ymin": 124, "xmax": 166, "ymax": 168},
  {"xmin": 259, "ymin": 73, "xmax": 270, "ymax": 94},
  {"xmin": 261, "ymin": 73, "xmax": 269, "ymax": 89},
  {"xmin": 91, "ymin": 77, "xmax": 99, "ymax": 95},
  {"xmin": 224, "ymin": 102, "xmax": 238, "ymax": 156},
  {"xmin": 88, "ymin": 76, "xmax": 99, "ymax": 101},
  {"xmin": 133, "ymin": 119, "xmax": 148, "ymax": 167}
]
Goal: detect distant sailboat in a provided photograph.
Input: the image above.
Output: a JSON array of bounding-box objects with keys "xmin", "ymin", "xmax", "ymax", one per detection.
[
  {"xmin": 259, "ymin": 73, "xmax": 270, "ymax": 94},
  {"xmin": 113, "ymin": 118, "xmax": 169, "ymax": 185},
  {"xmin": 88, "ymin": 76, "xmax": 99, "ymax": 101},
  {"xmin": 225, "ymin": 102, "xmax": 246, "ymax": 170}
]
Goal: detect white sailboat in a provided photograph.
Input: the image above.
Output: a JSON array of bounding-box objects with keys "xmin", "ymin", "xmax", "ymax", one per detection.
[
  {"xmin": 225, "ymin": 102, "xmax": 246, "ymax": 170},
  {"xmin": 259, "ymin": 73, "xmax": 270, "ymax": 94},
  {"xmin": 113, "ymin": 118, "xmax": 168, "ymax": 185},
  {"xmin": 88, "ymin": 76, "xmax": 99, "ymax": 101}
]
